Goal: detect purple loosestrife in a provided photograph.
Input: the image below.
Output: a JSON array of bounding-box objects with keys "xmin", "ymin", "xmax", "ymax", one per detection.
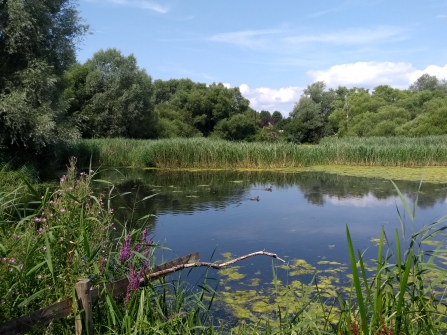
[
  {"xmin": 125, "ymin": 266, "xmax": 144, "ymax": 305},
  {"xmin": 119, "ymin": 234, "xmax": 132, "ymax": 262}
]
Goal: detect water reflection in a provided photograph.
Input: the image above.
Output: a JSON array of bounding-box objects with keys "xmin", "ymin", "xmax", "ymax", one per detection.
[
  {"xmin": 97, "ymin": 169, "xmax": 447, "ymax": 317},
  {"xmin": 95, "ymin": 168, "xmax": 447, "ymax": 258}
]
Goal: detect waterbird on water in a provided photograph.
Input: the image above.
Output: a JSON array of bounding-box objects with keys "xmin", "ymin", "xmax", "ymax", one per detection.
[
  {"xmin": 250, "ymin": 196, "xmax": 260, "ymax": 201},
  {"xmin": 265, "ymin": 186, "xmax": 272, "ymax": 192}
]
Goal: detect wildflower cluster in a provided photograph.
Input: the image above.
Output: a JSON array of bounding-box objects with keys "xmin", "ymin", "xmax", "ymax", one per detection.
[
  {"xmin": 0, "ymin": 157, "xmax": 117, "ymax": 322},
  {"xmin": 118, "ymin": 228, "xmax": 154, "ymax": 305}
]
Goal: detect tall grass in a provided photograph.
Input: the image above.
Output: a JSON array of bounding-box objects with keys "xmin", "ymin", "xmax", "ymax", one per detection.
[
  {"xmin": 64, "ymin": 136, "xmax": 447, "ymax": 169},
  {"xmin": 0, "ymin": 158, "xmax": 217, "ymax": 334}
]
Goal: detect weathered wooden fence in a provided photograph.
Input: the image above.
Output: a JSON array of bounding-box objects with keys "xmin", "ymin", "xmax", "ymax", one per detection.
[{"xmin": 0, "ymin": 252, "xmax": 200, "ymax": 335}]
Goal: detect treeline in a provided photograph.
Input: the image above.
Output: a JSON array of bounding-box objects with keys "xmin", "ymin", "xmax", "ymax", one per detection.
[
  {"xmin": 283, "ymin": 76, "xmax": 447, "ymax": 144},
  {"xmin": 1, "ymin": 0, "xmax": 447, "ymax": 168}
]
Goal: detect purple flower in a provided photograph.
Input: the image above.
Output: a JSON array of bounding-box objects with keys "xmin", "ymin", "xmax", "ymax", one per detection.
[
  {"xmin": 60, "ymin": 208, "xmax": 66, "ymax": 213},
  {"xmin": 9, "ymin": 258, "xmax": 15, "ymax": 264},
  {"xmin": 119, "ymin": 234, "xmax": 132, "ymax": 262},
  {"xmin": 125, "ymin": 267, "xmax": 144, "ymax": 305},
  {"xmin": 141, "ymin": 228, "xmax": 148, "ymax": 242},
  {"xmin": 37, "ymin": 274, "xmax": 42, "ymax": 279}
]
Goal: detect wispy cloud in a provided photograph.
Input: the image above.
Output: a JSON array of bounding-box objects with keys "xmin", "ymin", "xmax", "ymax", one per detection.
[
  {"xmin": 108, "ymin": 0, "xmax": 170, "ymax": 13},
  {"xmin": 209, "ymin": 29, "xmax": 286, "ymax": 48},
  {"xmin": 209, "ymin": 26, "xmax": 407, "ymax": 51},
  {"xmin": 284, "ymin": 26, "xmax": 407, "ymax": 45}
]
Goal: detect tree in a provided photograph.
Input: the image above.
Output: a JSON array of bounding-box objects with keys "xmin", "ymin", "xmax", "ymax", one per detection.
[
  {"xmin": 155, "ymin": 104, "xmax": 201, "ymax": 138},
  {"xmin": 396, "ymin": 97, "xmax": 447, "ymax": 136},
  {"xmin": 0, "ymin": 0, "xmax": 88, "ymax": 156},
  {"xmin": 272, "ymin": 111, "xmax": 283, "ymax": 122},
  {"xmin": 213, "ymin": 114, "xmax": 256, "ymax": 141},
  {"xmin": 409, "ymin": 74, "xmax": 447, "ymax": 92},
  {"xmin": 259, "ymin": 110, "xmax": 272, "ymax": 119},
  {"xmin": 152, "ymin": 80, "xmax": 250, "ymax": 136},
  {"xmin": 350, "ymin": 106, "xmax": 410, "ymax": 137},
  {"xmin": 289, "ymin": 96, "xmax": 326, "ymax": 143},
  {"xmin": 64, "ymin": 49, "xmax": 156, "ymax": 138}
]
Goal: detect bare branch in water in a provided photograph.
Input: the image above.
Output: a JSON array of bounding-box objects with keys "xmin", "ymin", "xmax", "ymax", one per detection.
[{"xmin": 142, "ymin": 250, "xmax": 285, "ymax": 283}]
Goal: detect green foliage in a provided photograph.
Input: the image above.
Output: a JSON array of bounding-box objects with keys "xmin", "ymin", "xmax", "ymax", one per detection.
[
  {"xmin": 289, "ymin": 97, "xmax": 326, "ymax": 143},
  {"xmin": 62, "ymin": 135, "xmax": 447, "ymax": 170},
  {"xmin": 259, "ymin": 110, "xmax": 272, "ymax": 119},
  {"xmin": 272, "ymin": 111, "xmax": 283, "ymax": 122},
  {"xmin": 350, "ymin": 106, "xmax": 411, "ymax": 137},
  {"xmin": 155, "ymin": 104, "xmax": 202, "ymax": 138},
  {"xmin": 63, "ymin": 48, "xmax": 156, "ymax": 139},
  {"xmin": 0, "ymin": 0, "xmax": 87, "ymax": 157},
  {"xmin": 396, "ymin": 98, "xmax": 447, "ymax": 136},
  {"xmin": 0, "ymin": 158, "xmax": 114, "ymax": 323},
  {"xmin": 409, "ymin": 73, "xmax": 447, "ymax": 92},
  {"xmin": 213, "ymin": 114, "xmax": 256, "ymax": 141},
  {"xmin": 153, "ymin": 79, "xmax": 250, "ymax": 137}
]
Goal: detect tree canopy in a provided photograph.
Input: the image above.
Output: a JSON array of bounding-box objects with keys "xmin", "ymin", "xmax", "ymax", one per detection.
[
  {"xmin": 0, "ymin": 0, "xmax": 88, "ymax": 156},
  {"xmin": 63, "ymin": 48, "xmax": 156, "ymax": 138}
]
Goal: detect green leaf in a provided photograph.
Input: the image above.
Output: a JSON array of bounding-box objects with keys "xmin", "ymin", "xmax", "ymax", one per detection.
[
  {"xmin": 17, "ymin": 288, "xmax": 47, "ymax": 308},
  {"xmin": 346, "ymin": 225, "xmax": 369, "ymax": 335},
  {"xmin": 26, "ymin": 260, "xmax": 47, "ymax": 276}
]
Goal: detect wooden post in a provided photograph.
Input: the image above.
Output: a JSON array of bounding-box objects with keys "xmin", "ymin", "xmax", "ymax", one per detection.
[{"xmin": 75, "ymin": 279, "xmax": 93, "ymax": 335}]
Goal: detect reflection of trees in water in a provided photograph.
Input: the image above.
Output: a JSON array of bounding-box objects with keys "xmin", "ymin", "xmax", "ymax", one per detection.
[{"xmin": 96, "ymin": 169, "xmax": 447, "ymax": 219}]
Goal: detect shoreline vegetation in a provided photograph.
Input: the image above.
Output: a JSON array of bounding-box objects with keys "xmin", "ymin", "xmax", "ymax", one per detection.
[
  {"xmin": 66, "ymin": 135, "xmax": 447, "ymax": 174},
  {"xmin": 2, "ymin": 160, "xmax": 447, "ymax": 334}
]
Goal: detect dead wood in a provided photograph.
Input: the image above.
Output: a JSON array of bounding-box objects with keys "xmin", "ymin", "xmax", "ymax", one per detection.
[{"xmin": 142, "ymin": 250, "xmax": 285, "ymax": 283}]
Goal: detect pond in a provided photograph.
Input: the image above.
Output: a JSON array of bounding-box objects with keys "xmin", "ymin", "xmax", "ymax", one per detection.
[{"xmin": 98, "ymin": 168, "xmax": 447, "ymax": 321}]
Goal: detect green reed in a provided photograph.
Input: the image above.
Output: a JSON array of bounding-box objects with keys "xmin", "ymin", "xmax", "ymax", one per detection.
[
  {"xmin": 65, "ymin": 136, "xmax": 447, "ymax": 169},
  {"xmin": 0, "ymin": 158, "xmax": 217, "ymax": 334}
]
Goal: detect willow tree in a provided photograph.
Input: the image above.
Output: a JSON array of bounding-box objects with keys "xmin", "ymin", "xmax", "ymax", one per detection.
[{"xmin": 0, "ymin": 0, "xmax": 88, "ymax": 157}]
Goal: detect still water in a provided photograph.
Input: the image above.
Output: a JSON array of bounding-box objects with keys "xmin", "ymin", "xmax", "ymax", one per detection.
[{"xmin": 100, "ymin": 169, "xmax": 447, "ymax": 319}]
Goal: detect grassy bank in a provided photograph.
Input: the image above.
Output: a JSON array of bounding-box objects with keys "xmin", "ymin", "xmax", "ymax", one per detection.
[{"xmin": 65, "ymin": 136, "xmax": 447, "ymax": 169}]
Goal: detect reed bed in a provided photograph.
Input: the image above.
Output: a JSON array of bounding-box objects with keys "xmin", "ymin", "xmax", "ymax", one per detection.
[{"xmin": 66, "ymin": 136, "xmax": 447, "ymax": 169}]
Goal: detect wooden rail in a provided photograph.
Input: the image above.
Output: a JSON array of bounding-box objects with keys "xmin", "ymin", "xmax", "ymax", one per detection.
[{"xmin": 0, "ymin": 252, "xmax": 200, "ymax": 335}]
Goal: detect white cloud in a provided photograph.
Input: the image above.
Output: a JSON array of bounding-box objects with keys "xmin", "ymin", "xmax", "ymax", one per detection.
[
  {"xmin": 308, "ymin": 62, "xmax": 447, "ymax": 88},
  {"xmin": 222, "ymin": 83, "xmax": 231, "ymax": 88},
  {"xmin": 324, "ymin": 193, "xmax": 399, "ymax": 207},
  {"xmin": 284, "ymin": 26, "xmax": 405, "ymax": 45},
  {"xmin": 108, "ymin": 0, "xmax": 169, "ymax": 13},
  {"xmin": 239, "ymin": 84, "xmax": 303, "ymax": 115},
  {"xmin": 408, "ymin": 64, "xmax": 447, "ymax": 83}
]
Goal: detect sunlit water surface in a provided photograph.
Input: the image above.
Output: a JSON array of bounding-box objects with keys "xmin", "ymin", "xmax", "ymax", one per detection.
[{"xmin": 99, "ymin": 169, "xmax": 447, "ymax": 321}]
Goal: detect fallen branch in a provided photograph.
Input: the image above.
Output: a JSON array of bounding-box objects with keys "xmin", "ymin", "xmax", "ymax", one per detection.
[{"xmin": 143, "ymin": 250, "xmax": 285, "ymax": 283}]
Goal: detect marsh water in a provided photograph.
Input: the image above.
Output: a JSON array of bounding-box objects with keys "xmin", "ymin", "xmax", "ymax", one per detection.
[{"xmin": 99, "ymin": 168, "xmax": 447, "ymax": 320}]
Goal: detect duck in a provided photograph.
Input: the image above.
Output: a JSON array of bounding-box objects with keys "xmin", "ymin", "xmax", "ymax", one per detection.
[
  {"xmin": 265, "ymin": 186, "xmax": 272, "ymax": 192},
  {"xmin": 250, "ymin": 196, "xmax": 260, "ymax": 201}
]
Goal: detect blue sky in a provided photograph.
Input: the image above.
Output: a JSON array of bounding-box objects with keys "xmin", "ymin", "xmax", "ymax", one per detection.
[{"xmin": 77, "ymin": 0, "xmax": 447, "ymax": 115}]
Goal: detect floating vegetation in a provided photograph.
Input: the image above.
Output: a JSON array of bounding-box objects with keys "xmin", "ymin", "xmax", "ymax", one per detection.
[
  {"xmin": 317, "ymin": 261, "xmax": 341, "ymax": 265},
  {"xmin": 219, "ymin": 267, "xmax": 246, "ymax": 281}
]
